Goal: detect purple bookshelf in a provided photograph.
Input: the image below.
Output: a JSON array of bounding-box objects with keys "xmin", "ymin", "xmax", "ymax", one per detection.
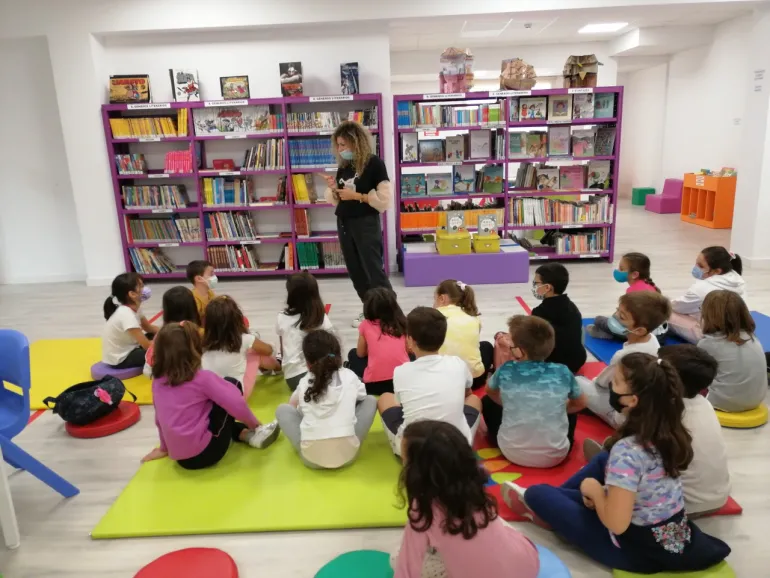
[
  {"xmin": 102, "ymin": 93, "xmax": 387, "ymax": 279},
  {"xmin": 393, "ymin": 87, "xmax": 623, "ymax": 283}
]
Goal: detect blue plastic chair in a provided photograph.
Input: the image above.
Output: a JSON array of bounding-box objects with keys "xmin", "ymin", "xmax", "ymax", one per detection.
[{"xmin": 0, "ymin": 329, "xmax": 78, "ymax": 498}]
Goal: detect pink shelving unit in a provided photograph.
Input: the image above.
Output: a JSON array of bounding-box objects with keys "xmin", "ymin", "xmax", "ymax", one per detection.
[{"xmin": 102, "ymin": 93, "xmax": 387, "ymax": 279}]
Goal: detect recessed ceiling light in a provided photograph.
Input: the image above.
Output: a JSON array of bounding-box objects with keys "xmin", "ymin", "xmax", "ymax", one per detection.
[{"xmin": 578, "ymin": 22, "xmax": 628, "ymax": 34}]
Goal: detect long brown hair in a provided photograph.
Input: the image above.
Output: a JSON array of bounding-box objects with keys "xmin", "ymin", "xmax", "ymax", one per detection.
[
  {"xmin": 202, "ymin": 296, "xmax": 247, "ymax": 353},
  {"xmin": 622, "ymin": 252, "xmax": 659, "ymax": 292},
  {"xmin": 701, "ymin": 246, "xmax": 742, "ymax": 275},
  {"xmin": 332, "ymin": 120, "xmax": 374, "ymax": 176},
  {"xmin": 701, "ymin": 289, "xmax": 755, "ymax": 345},
  {"xmin": 608, "ymin": 353, "xmax": 693, "ymax": 478},
  {"xmin": 152, "ymin": 322, "xmax": 202, "ymax": 386},
  {"xmin": 302, "ymin": 330, "xmax": 342, "ymax": 404},
  {"xmin": 285, "ymin": 271, "xmax": 325, "ymax": 331},
  {"xmin": 436, "ymin": 279, "xmax": 479, "ymax": 317},
  {"xmin": 364, "ymin": 287, "xmax": 407, "ymax": 338}
]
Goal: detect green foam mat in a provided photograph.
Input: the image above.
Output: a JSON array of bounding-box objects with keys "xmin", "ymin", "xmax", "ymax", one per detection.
[
  {"xmin": 315, "ymin": 550, "xmax": 393, "ymax": 578},
  {"xmin": 613, "ymin": 561, "xmax": 735, "ymax": 578},
  {"xmin": 92, "ymin": 376, "xmax": 406, "ymax": 538}
]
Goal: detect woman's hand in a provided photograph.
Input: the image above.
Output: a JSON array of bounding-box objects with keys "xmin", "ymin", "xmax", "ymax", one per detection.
[
  {"xmin": 337, "ymin": 188, "xmax": 361, "ymax": 202},
  {"xmin": 141, "ymin": 448, "xmax": 168, "ymax": 463},
  {"xmin": 322, "ymin": 175, "xmax": 336, "ymax": 188}
]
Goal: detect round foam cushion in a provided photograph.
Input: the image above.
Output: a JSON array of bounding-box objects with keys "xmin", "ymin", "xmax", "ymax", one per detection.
[
  {"xmin": 613, "ymin": 560, "xmax": 735, "ymax": 578},
  {"xmin": 66, "ymin": 401, "xmax": 140, "ymax": 439},
  {"xmin": 536, "ymin": 544, "xmax": 571, "ymax": 578},
  {"xmin": 134, "ymin": 548, "xmax": 238, "ymax": 578},
  {"xmin": 715, "ymin": 404, "xmax": 768, "ymax": 429},
  {"xmin": 91, "ymin": 361, "xmax": 142, "ymax": 381},
  {"xmin": 315, "ymin": 550, "xmax": 393, "ymax": 578}
]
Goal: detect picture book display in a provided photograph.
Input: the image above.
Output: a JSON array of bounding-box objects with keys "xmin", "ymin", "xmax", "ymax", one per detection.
[
  {"xmin": 518, "ymin": 97, "xmax": 547, "ymax": 120},
  {"xmin": 548, "ymin": 95, "xmax": 572, "ymax": 122},
  {"xmin": 418, "ymin": 140, "xmax": 444, "ymax": 163},
  {"xmin": 548, "ymin": 126, "xmax": 571, "ymax": 156},
  {"xmin": 445, "ymin": 136, "xmax": 465, "ymax": 161},
  {"xmin": 115, "ymin": 154, "xmax": 147, "ymax": 174},
  {"xmin": 469, "ymin": 130, "xmax": 491, "ymax": 159},
  {"xmin": 401, "ymin": 174, "xmax": 427, "ymax": 197},
  {"xmin": 453, "ymin": 165, "xmax": 475, "ymax": 192},
  {"xmin": 536, "ymin": 167, "xmax": 559, "ymax": 190},
  {"xmin": 426, "ymin": 173, "xmax": 452, "ymax": 195},
  {"xmin": 509, "ymin": 98, "xmax": 519, "ymax": 122},
  {"xmin": 193, "ymin": 106, "xmax": 282, "ymax": 135},
  {"xmin": 481, "ymin": 164, "xmax": 504, "ymax": 193},
  {"xmin": 572, "ymin": 94, "xmax": 594, "ymax": 119},
  {"xmin": 594, "ymin": 93, "xmax": 615, "ymax": 118},
  {"xmin": 526, "ymin": 132, "xmax": 547, "ymax": 157},
  {"xmin": 169, "ymin": 70, "xmax": 200, "ymax": 102},
  {"xmin": 572, "ymin": 129, "xmax": 595, "ymax": 157},
  {"xmin": 401, "ymin": 133, "xmax": 418, "ymax": 162},
  {"xmin": 594, "ymin": 127, "xmax": 616, "ymax": 156},
  {"xmin": 396, "ymin": 102, "xmax": 504, "ymax": 128},
  {"xmin": 478, "ymin": 213, "xmax": 498, "ymax": 235},
  {"xmin": 109, "ymin": 75, "xmax": 150, "ymax": 104},
  {"xmin": 279, "ymin": 62, "xmax": 303, "ymax": 96},
  {"xmin": 446, "ymin": 210, "xmax": 465, "ymax": 232},
  {"xmin": 559, "ymin": 165, "xmax": 586, "ymax": 189},
  {"xmin": 587, "ymin": 160, "xmax": 611, "ymax": 189},
  {"xmin": 287, "ymin": 108, "xmax": 377, "ymax": 131},
  {"xmin": 340, "ymin": 62, "xmax": 359, "ymax": 95},
  {"xmin": 509, "ymin": 132, "xmax": 526, "ymax": 158},
  {"xmin": 220, "ymin": 76, "xmax": 250, "ymax": 100}
]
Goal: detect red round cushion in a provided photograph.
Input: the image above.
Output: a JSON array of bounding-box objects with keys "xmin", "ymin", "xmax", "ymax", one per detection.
[
  {"xmin": 65, "ymin": 401, "xmax": 140, "ymax": 439},
  {"xmin": 134, "ymin": 548, "xmax": 238, "ymax": 578}
]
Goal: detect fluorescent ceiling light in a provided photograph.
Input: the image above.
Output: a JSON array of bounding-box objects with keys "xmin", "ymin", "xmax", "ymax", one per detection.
[{"xmin": 579, "ymin": 22, "xmax": 628, "ymax": 34}]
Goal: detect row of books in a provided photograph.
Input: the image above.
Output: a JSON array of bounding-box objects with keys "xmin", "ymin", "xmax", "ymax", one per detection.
[
  {"xmin": 129, "ymin": 247, "xmax": 176, "ymax": 274},
  {"xmin": 291, "ymin": 174, "xmax": 319, "ymax": 203},
  {"xmin": 204, "ymin": 212, "xmax": 260, "ymax": 241},
  {"xmin": 510, "ymin": 94, "xmax": 614, "ymax": 122},
  {"xmin": 122, "ymin": 185, "xmax": 189, "ymax": 209},
  {"xmin": 208, "ymin": 245, "xmax": 262, "ymax": 272},
  {"xmin": 125, "ymin": 217, "xmax": 201, "ymax": 242},
  {"xmin": 294, "ymin": 208, "xmax": 310, "ymax": 236},
  {"xmin": 110, "ymin": 111, "xmax": 185, "ymax": 139},
  {"xmin": 164, "ymin": 149, "xmax": 195, "ymax": 173},
  {"xmin": 193, "ymin": 106, "xmax": 283, "ymax": 136},
  {"xmin": 115, "ymin": 154, "xmax": 147, "ymax": 174},
  {"xmin": 286, "ymin": 109, "xmax": 378, "ymax": 131},
  {"xmin": 202, "ymin": 177, "xmax": 256, "ymax": 206},
  {"xmin": 296, "ymin": 241, "xmax": 346, "ymax": 270},
  {"xmin": 397, "ymin": 101, "xmax": 505, "ymax": 128},
  {"xmin": 401, "ymin": 164, "xmax": 504, "ymax": 197},
  {"xmin": 241, "ymin": 140, "xmax": 285, "ymax": 170},
  {"xmin": 509, "ymin": 126, "xmax": 616, "ymax": 158},
  {"xmin": 288, "ymin": 138, "xmax": 335, "ymax": 167},
  {"xmin": 511, "ymin": 162, "xmax": 611, "ymax": 190},
  {"xmin": 402, "ymin": 130, "xmax": 505, "ymax": 163},
  {"xmin": 509, "ymin": 196, "xmax": 613, "ymax": 227},
  {"xmin": 400, "ymin": 208, "xmax": 505, "ymax": 231},
  {"xmin": 552, "ymin": 229, "xmax": 610, "ymax": 254}
]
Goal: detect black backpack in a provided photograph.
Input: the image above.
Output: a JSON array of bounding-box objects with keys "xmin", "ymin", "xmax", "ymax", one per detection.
[{"xmin": 43, "ymin": 376, "xmax": 136, "ymax": 426}]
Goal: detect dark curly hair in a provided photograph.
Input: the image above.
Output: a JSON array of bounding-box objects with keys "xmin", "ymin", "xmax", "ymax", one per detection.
[
  {"xmin": 398, "ymin": 420, "xmax": 497, "ymax": 540},
  {"xmin": 364, "ymin": 287, "xmax": 407, "ymax": 338},
  {"xmin": 302, "ymin": 329, "xmax": 342, "ymax": 403}
]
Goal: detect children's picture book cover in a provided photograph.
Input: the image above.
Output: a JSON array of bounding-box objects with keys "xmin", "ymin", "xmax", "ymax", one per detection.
[
  {"xmin": 169, "ymin": 70, "xmax": 200, "ymax": 102},
  {"xmin": 508, "ymin": 132, "xmax": 527, "ymax": 158},
  {"xmin": 560, "ymin": 165, "xmax": 586, "ymax": 189},
  {"xmin": 509, "ymin": 97, "xmax": 519, "ymax": 122},
  {"xmin": 401, "ymin": 174, "xmax": 427, "ymax": 197},
  {"xmin": 426, "ymin": 173, "xmax": 452, "ymax": 195},
  {"xmin": 279, "ymin": 62, "xmax": 303, "ymax": 96},
  {"xmin": 573, "ymin": 94, "xmax": 595, "ymax": 119},
  {"xmin": 220, "ymin": 75, "xmax": 250, "ymax": 100},
  {"xmin": 446, "ymin": 210, "xmax": 465, "ymax": 233},
  {"xmin": 340, "ymin": 62, "xmax": 360, "ymax": 95},
  {"xmin": 193, "ymin": 105, "xmax": 272, "ymax": 135},
  {"xmin": 526, "ymin": 132, "xmax": 547, "ymax": 157},
  {"xmin": 548, "ymin": 95, "xmax": 572, "ymax": 122},
  {"xmin": 478, "ymin": 213, "xmax": 499, "ymax": 235},
  {"xmin": 587, "ymin": 160, "xmax": 611, "ymax": 189},
  {"xmin": 469, "ymin": 130, "xmax": 491, "ymax": 158},
  {"xmin": 445, "ymin": 135, "xmax": 465, "ymax": 161},
  {"xmin": 536, "ymin": 167, "xmax": 559, "ymax": 190},
  {"xmin": 453, "ymin": 165, "xmax": 475, "ymax": 193},
  {"xmin": 109, "ymin": 75, "xmax": 150, "ymax": 104},
  {"xmin": 518, "ymin": 97, "xmax": 547, "ymax": 120},
  {"xmin": 572, "ymin": 129, "xmax": 596, "ymax": 157},
  {"xmin": 481, "ymin": 164, "xmax": 504, "ymax": 193},
  {"xmin": 419, "ymin": 140, "xmax": 445, "ymax": 163},
  {"xmin": 595, "ymin": 126, "xmax": 616, "ymax": 156},
  {"xmin": 594, "ymin": 93, "xmax": 615, "ymax": 118},
  {"xmin": 548, "ymin": 126, "xmax": 571, "ymax": 156},
  {"xmin": 401, "ymin": 133, "xmax": 418, "ymax": 162}
]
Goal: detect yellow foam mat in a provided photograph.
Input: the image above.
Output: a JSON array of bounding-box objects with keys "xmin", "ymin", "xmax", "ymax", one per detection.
[
  {"xmin": 30, "ymin": 339, "xmax": 152, "ymax": 409},
  {"xmin": 92, "ymin": 375, "xmax": 406, "ymax": 538},
  {"xmin": 715, "ymin": 404, "xmax": 768, "ymax": 429},
  {"xmin": 613, "ymin": 561, "xmax": 735, "ymax": 577}
]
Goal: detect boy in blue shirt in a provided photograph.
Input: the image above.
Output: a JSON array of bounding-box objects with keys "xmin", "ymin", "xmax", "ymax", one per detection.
[{"xmin": 482, "ymin": 315, "xmax": 586, "ymax": 467}]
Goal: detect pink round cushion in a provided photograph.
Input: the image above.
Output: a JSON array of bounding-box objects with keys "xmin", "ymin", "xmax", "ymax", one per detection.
[
  {"xmin": 65, "ymin": 401, "xmax": 140, "ymax": 439},
  {"xmin": 134, "ymin": 548, "xmax": 238, "ymax": 578},
  {"xmin": 91, "ymin": 362, "xmax": 142, "ymax": 381}
]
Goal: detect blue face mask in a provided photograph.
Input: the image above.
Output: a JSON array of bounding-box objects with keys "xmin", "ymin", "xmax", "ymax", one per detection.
[
  {"xmin": 340, "ymin": 150, "xmax": 354, "ymax": 161},
  {"xmin": 613, "ymin": 269, "xmax": 629, "ymax": 283},
  {"xmin": 692, "ymin": 265, "xmax": 706, "ymax": 280},
  {"xmin": 607, "ymin": 314, "xmax": 631, "ymax": 336}
]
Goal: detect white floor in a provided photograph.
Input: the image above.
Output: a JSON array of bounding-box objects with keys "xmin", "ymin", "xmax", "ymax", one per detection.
[{"xmin": 0, "ymin": 204, "xmax": 768, "ymax": 577}]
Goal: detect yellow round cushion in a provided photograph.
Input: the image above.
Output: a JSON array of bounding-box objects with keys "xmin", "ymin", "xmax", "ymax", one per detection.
[
  {"xmin": 715, "ymin": 404, "xmax": 768, "ymax": 429},
  {"xmin": 613, "ymin": 561, "xmax": 735, "ymax": 578}
]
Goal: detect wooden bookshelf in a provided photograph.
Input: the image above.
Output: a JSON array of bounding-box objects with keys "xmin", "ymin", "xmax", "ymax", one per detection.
[{"xmin": 680, "ymin": 173, "xmax": 736, "ymax": 229}]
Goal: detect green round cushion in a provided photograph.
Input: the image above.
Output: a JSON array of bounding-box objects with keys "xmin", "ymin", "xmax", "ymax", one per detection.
[
  {"xmin": 613, "ymin": 561, "xmax": 735, "ymax": 578},
  {"xmin": 315, "ymin": 550, "xmax": 393, "ymax": 578}
]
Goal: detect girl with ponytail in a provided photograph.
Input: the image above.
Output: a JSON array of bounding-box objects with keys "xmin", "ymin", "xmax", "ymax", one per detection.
[
  {"xmin": 275, "ymin": 329, "xmax": 377, "ymax": 469},
  {"xmin": 501, "ymin": 352, "xmax": 731, "ymax": 573}
]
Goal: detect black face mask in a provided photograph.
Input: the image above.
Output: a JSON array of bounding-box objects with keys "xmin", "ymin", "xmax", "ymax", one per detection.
[{"xmin": 609, "ymin": 389, "xmax": 633, "ymax": 413}]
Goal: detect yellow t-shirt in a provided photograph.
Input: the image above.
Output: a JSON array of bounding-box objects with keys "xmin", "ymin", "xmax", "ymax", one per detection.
[
  {"xmin": 437, "ymin": 305, "xmax": 483, "ymax": 377},
  {"xmin": 192, "ymin": 287, "xmax": 216, "ymax": 322}
]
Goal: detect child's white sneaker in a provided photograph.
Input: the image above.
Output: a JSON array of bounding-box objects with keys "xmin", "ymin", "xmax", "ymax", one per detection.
[
  {"xmin": 501, "ymin": 481, "xmax": 551, "ymax": 530},
  {"xmin": 245, "ymin": 421, "xmax": 280, "ymax": 448}
]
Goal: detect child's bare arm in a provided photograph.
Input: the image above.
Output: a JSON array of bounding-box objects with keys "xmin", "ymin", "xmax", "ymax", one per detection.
[
  {"xmin": 567, "ymin": 391, "xmax": 587, "ymax": 413},
  {"xmin": 356, "ymin": 334, "xmax": 368, "ymax": 358},
  {"xmin": 139, "ymin": 316, "xmax": 159, "ymax": 335},
  {"xmin": 251, "ymin": 337, "xmax": 273, "ymax": 356},
  {"xmin": 127, "ymin": 328, "xmax": 152, "ymax": 349}
]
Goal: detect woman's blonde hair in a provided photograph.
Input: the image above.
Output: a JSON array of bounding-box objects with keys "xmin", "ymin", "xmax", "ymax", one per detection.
[{"xmin": 332, "ymin": 120, "xmax": 373, "ymax": 176}]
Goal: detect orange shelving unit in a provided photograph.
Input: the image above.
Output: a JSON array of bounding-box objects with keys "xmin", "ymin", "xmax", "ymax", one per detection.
[{"xmin": 680, "ymin": 173, "xmax": 736, "ymax": 229}]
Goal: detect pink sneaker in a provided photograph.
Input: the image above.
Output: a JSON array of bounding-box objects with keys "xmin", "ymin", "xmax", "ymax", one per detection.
[{"xmin": 501, "ymin": 482, "xmax": 551, "ymax": 530}]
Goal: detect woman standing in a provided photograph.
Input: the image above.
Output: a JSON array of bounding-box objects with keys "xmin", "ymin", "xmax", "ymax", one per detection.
[{"xmin": 324, "ymin": 121, "xmax": 392, "ymax": 327}]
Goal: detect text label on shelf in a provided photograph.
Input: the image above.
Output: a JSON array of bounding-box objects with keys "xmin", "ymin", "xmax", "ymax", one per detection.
[
  {"xmin": 242, "ymin": 240, "xmax": 261, "ymax": 244},
  {"xmin": 439, "ymin": 161, "xmax": 462, "ymax": 166},
  {"xmin": 309, "ymin": 95, "xmax": 354, "ymax": 102},
  {"xmin": 159, "ymin": 243, "xmax": 180, "ymax": 247},
  {"xmin": 138, "ymin": 136, "xmax": 161, "ymax": 142},
  {"xmin": 579, "ymin": 254, "xmax": 596, "ymax": 258},
  {"xmin": 568, "ymin": 87, "xmax": 594, "ymax": 94},
  {"xmin": 324, "ymin": 167, "xmax": 337, "ymax": 172},
  {"xmin": 561, "ymin": 224, "xmax": 583, "ymax": 229},
  {"xmin": 205, "ymin": 99, "xmax": 249, "ymax": 107},
  {"xmin": 220, "ymin": 171, "xmax": 241, "ymax": 176},
  {"xmin": 127, "ymin": 103, "xmax": 171, "ymax": 110},
  {"xmin": 530, "ymin": 255, "xmax": 547, "ymax": 260},
  {"xmin": 147, "ymin": 173, "xmax": 170, "ymax": 179},
  {"xmin": 317, "ymin": 130, "xmax": 334, "ymax": 135},
  {"xmin": 489, "ymin": 90, "xmax": 531, "ymax": 97},
  {"xmin": 547, "ymin": 119, "xmax": 571, "ymax": 125},
  {"xmin": 422, "ymin": 93, "xmax": 466, "ymax": 100},
  {"xmin": 224, "ymin": 134, "xmax": 248, "ymax": 139},
  {"xmin": 151, "ymin": 209, "xmax": 173, "ymax": 214}
]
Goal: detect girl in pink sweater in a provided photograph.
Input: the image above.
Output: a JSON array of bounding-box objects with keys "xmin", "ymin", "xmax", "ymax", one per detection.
[
  {"xmin": 393, "ymin": 420, "xmax": 539, "ymax": 578},
  {"xmin": 142, "ymin": 322, "xmax": 279, "ymax": 470}
]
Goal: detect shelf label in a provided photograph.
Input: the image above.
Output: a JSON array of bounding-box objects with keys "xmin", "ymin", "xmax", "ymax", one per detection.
[
  {"xmin": 489, "ymin": 90, "xmax": 531, "ymax": 97},
  {"xmin": 224, "ymin": 134, "xmax": 248, "ymax": 139},
  {"xmin": 422, "ymin": 93, "xmax": 465, "ymax": 100},
  {"xmin": 530, "ymin": 255, "xmax": 547, "ymax": 260},
  {"xmin": 579, "ymin": 254, "xmax": 596, "ymax": 258},
  {"xmin": 241, "ymin": 240, "xmax": 261, "ymax": 245},
  {"xmin": 147, "ymin": 173, "xmax": 170, "ymax": 179},
  {"xmin": 205, "ymin": 99, "xmax": 248, "ymax": 107},
  {"xmin": 138, "ymin": 136, "xmax": 161, "ymax": 142},
  {"xmin": 151, "ymin": 208, "xmax": 173, "ymax": 214},
  {"xmin": 309, "ymin": 95, "xmax": 354, "ymax": 102},
  {"xmin": 317, "ymin": 130, "xmax": 334, "ymax": 135},
  {"xmin": 547, "ymin": 119, "xmax": 571, "ymax": 125},
  {"xmin": 127, "ymin": 103, "xmax": 171, "ymax": 110},
  {"xmin": 220, "ymin": 171, "xmax": 241, "ymax": 176},
  {"xmin": 561, "ymin": 224, "xmax": 583, "ymax": 229},
  {"xmin": 439, "ymin": 161, "xmax": 462, "ymax": 166},
  {"xmin": 158, "ymin": 242, "xmax": 179, "ymax": 247},
  {"xmin": 324, "ymin": 167, "xmax": 337, "ymax": 172},
  {"xmin": 249, "ymin": 202, "xmax": 277, "ymax": 207},
  {"xmin": 695, "ymin": 176, "xmax": 705, "ymax": 186},
  {"xmin": 568, "ymin": 87, "xmax": 594, "ymax": 94}
]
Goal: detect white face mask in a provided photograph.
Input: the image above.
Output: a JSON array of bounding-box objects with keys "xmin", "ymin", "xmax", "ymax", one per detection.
[{"xmin": 206, "ymin": 275, "xmax": 219, "ymax": 289}]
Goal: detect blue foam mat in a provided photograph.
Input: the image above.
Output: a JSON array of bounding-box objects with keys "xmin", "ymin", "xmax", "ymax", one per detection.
[
  {"xmin": 537, "ymin": 544, "xmax": 571, "ymax": 577},
  {"xmin": 582, "ymin": 318, "xmax": 686, "ymax": 365},
  {"xmin": 750, "ymin": 311, "xmax": 770, "ymax": 353}
]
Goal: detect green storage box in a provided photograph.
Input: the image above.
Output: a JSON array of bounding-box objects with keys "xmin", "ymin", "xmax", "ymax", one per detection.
[
  {"xmin": 472, "ymin": 233, "xmax": 500, "ymax": 253},
  {"xmin": 436, "ymin": 229, "xmax": 472, "ymax": 255},
  {"xmin": 632, "ymin": 187, "xmax": 655, "ymax": 205}
]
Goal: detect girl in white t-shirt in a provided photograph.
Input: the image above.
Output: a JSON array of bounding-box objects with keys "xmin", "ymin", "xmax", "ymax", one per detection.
[
  {"xmin": 201, "ymin": 296, "xmax": 274, "ymax": 386},
  {"xmin": 276, "ymin": 272, "xmax": 333, "ymax": 391},
  {"xmin": 101, "ymin": 273, "xmax": 158, "ymax": 368}
]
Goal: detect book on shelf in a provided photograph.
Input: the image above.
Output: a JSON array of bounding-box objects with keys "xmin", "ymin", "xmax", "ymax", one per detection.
[
  {"xmin": 122, "ymin": 185, "xmax": 189, "ymax": 209},
  {"xmin": 453, "ymin": 165, "xmax": 475, "ymax": 193},
  {"xmin": 193, "ymin": 105, "xmax": 283, "ymax": 136},
  {"xmin": 294, "ymin": 208, "xmax": 310, "ymax": 236},
  {"xmin": 220, "ymin": 75, "xmax": 250, "ymax": 99},
  {"xmin": 204, "ymin": 212, "xmax": 261, "ymax": 240},
  {"xmin": 509, "ymin": 97, "xmax": 519, "ymax": 122},
  {"xmin": 340, "ymin": 62, "xmax": 360, "ymax": 95},
  {"xmin": 587, "ymin": 160, "xmax": 612, "ymax": 189},
  {"xmin": 536, "ymin": 167, "xmax": 559, "ymax": 190},
  {"xmin": 396, "ymin": 101, "xmax": 504, "ymax": 128},
  {"xmin": 511, "ymin": 162, "xmax": 537, "ymax": 189},
  {"xmin": 559, "ymin": 165, "xmax": 587, "ymax": 189},
  {"xmin": 594, "ymin": 93, "xmax": 615, "ymax": 118},
  {"xmin": 478, "ymin": 213, "xmax": 499, "ymax": 235},
  {"xmin": 469, "ymin": 130, "xmax": 491, "ymax": 159},
  {"xmin": 241, "ymin": 139, "xmax": 285, "ymax": 170},
  {"xmin": 526, "ymin": 132, "xmax": 547, "ymax": 157},
  {"xmin": 509, "ymin": 195, "xmax": 612, "ymax": 226},
  {"xmin": 572, "ymin": 129, "xmax": 595, "ymax": 157},
  {"xmin": 400, "ymin": 207, "xmax": 505, "ymax": 231},
  {"xmin": 115, "ymin": 154, "xmax": 147, "ymax": 174},
  {"xmin": 277, "ymin": 176, "xmax": 287, "ymax": 203},
  {"xmin": 519, "ymin": 97, "xmax": 547, "ymax": 120},
  {"xmin": 547, "ymin": 126, "xmax": 571, "ymax": 156},
  {"xmin": 401, "ymin": 133, "xmax": 418, "ymax": 163},
  {"xmin": 164, "ymin": 149, "xmax": 194, "ymax": 173},
  {"xmin": 401, "ymin": 174, "xmax": 427, "ymax": 197},
  {"xmin": 280, "ymin": 62, "xmax": 303, "ymax": 96},
  {"xmin": 594, "ymin": 127, "xmax": 616, "ymax": 156},
  {"xmin": 480, "ymin": 164, "xmax": 504, "ymax": 193},
  {"xmin": 177, "ymin": 108, "xmax": 188, "ymax": 137},
  {"xmin": 109, "ymin": 75, "xmax": 150, "ymax": 104},
  {"xmin": 124, "ymin": 216, "xmax": 200, "ymax": 243},
  {"xmin": 418, "ymin": 140, "xmax": 444, "ymax": 163},
  {"xmin": 286, "ymin": 108, "xmax": 378, "ymax": 131},
  {"xmin": 426, "ymin": 173, "xmax": 452, "ymax": 196},
  {"xmin": 169, "ymin": 69, "xmax": 200, "ymax": 102},
  {"xmin": 553, "ymin": 229, "xmax": 610, "ymax": 254},
  {"xmin": 208, "ymin": 245, "xmax": 262, "ymax": 271},
  {"xmin": 446, "ymin": 210, "xmax": 465, "ymax": 232},
  {"xmin": 548, "ymin": 95, "xmax": 572, "ymax": 122},
  {"xmin": 202, "ymin": 177, "xmax": 256, "ymax": 205},
  {"xmin": 289, "ymin": 138, "xmax": 335, "ymax": 167},
  {"xmin": 508, "ymin": 132, "xmax": 527, "ymax": 159},
  {"xmin": 129, "ymin": 247, "xmax": 175, "ymax": 274},
  {"xmin": 321, "ymin": 241, "xmax": 346, "ymax": 269},
  {"xmin": 110, "ymin": 115, "xmax": 179, "ymax": 139},
  {"xmin": 291, "ymin": 174, "xmax": 318, "ymax": 202},
  {"xmin": 572, "ymin": 94, "xmax": 595, "ymax": 119},
  {"xmin": 445, "ymin": 135, "xmax": 465, "ymax": 161}
]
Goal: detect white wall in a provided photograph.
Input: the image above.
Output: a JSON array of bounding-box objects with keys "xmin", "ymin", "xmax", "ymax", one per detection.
[{"xmin": 0, "ymin": 37, "xmax": 85, "ymax": 284}]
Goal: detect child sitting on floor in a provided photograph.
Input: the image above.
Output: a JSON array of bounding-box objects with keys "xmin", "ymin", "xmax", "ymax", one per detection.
[
  {"xmin": 347, "ymin": 287, "xmax": 410, "ymax": 396},
  {"xmin": 482, "ymin": 315, "xmax": 586, "ymax": 468},
  {"xmin": 698, "ymin": 290, "xmax": 766, "ymax": 412},
  {"xmin": 187, "ymin": 259, "xmax": 218, "ymax": 323},
  {"xmin": 434, "ymin": 279, "xmax": 493, "ymax": 390},
  {"xmin": 579, "ymin": 291, "xmax": 671, "ymax": 427},
  {"xmin": 102, "ymin": 273, "xmax": 157, "ymax": 369},
  {"xmin": 658, "ymin": 345, "xmax": 731, "ymax": 516},
  {"xmin": 202, "ymin": 296, "xmax": 275, "ymax": 387},
  {"xmin": 144, "ymin": 286, "xmax": 202, "ymax": 376},
  {"xmin": 504, "ymin": 353, "xmax": 731, "ymax": 574},
  {"xmin": 143, "ymin": 322, "xmax": 279, "ymax": 470},
  {"xmin": 378, "ymin": 306, "xmax": 482, "ymax": 458},
  {"xmin": 391, "ymin": 420, "xmax": 539, "ymax": 578},
  {"xmin": 530, "ymin": 263, "xmax": 587, "ymax": 372},
  {"xmin": 275, "ymin": 329, "xmax": 376, "ymax": 469},
  {"xmin": 276, "ymin": 271, "xmax": 334, "ymax": 391}
]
